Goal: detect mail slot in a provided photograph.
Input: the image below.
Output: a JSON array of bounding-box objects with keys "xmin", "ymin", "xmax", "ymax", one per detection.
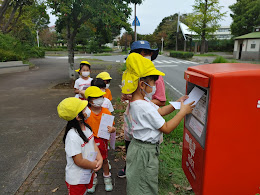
[{"xmin": 182, "ymin": 63, "xmax": 260, "ymax": 195}]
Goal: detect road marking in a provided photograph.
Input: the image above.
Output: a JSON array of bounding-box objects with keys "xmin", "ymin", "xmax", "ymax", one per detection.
[
  {"xmin": 161, "ymin": 60, "xmax": 172, "ymax": 64},
  {"xmin": 155, "ymin": 65, "xmax": 178, "ymax": 68},
  {"xmin": 154, "ymin": 60, "xmax": 163, "ymax": 64},
  {"xmin": 168, "ymin": 60, "xmax": 180, "ymax": 63},
  {"xmin": 187, "ymin": 61, "xmax": 199, "ymax": 64},
  {"xmin": 164, "ymin": 80, "xmax": 184, "ymax": 96},
  {"xmin": 116, "ymin": 60, "xmax": 120, "ymax": 63}
]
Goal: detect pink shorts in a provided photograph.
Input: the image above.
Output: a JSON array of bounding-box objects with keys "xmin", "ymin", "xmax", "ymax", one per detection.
[
  {"xmin": 94, "ymin": 137, "xmax": 108, "ymax": 160},
  {"xmin": 65, "ymin": 173, "xmax": 94, "ymax": 195}
]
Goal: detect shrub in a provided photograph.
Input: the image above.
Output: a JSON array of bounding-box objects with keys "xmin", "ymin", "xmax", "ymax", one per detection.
[
  {"xmin": 170, "ymin": 51, "xmax": 194, "ymax": 59},
  {"xmin": 212, "ymin": 56, "xmax": 229, "ymax": 63},
  {"xmin": 0, "ymin": 49, "xmax": 22, "ymax": 62}
]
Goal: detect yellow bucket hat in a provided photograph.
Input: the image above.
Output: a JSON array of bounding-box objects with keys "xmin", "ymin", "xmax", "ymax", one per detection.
[
  {"xmin": 75, "ymin": 61, "xmax": 91, "ymax": 72},
  {"xmin": 121, "ymin": 53, "xmax": 165, "ymax": 94},
  {"xmin": 84, "ymin": 86, "xmax": 106, "ymax": 99},
  {"xmin": 96, "ymin": 72, "xmax": 112, "ymax": 80},
  {"xmin": 57, "ymin": 97, "xmax": 88, "ymax": 121}
]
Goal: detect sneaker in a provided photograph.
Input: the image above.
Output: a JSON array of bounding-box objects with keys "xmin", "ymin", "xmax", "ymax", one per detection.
[
  {"xmin": 117, "ymin": 169, "xmax": 126, "ymax": 178},
  {"xmin": 87, "ymin": 177, "xmax": 98, "ymax": 194},
  {"xmin": 104, "ymin": 177, "xmax": 113, "ymax": 192}
]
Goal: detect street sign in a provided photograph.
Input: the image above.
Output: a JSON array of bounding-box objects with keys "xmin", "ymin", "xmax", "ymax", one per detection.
[{"xmin": 132, "ymin": 16, "xmax": 140, "ymax": 26}]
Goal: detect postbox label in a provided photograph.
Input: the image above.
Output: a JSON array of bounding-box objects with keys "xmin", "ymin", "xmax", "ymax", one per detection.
[{"xmin": 185, "ymin": 132, "xmax": 196, "ymax": 179}]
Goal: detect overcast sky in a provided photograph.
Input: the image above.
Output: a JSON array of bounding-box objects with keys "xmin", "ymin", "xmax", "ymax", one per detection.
[{"xmin": 48, "ymin": 0, "xmax": 237, "ymax": 35}]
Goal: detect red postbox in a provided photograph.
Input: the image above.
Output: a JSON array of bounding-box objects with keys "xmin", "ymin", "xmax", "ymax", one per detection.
[{"xmin": 182, "ymin": 63, "xmax": 260, "ymax": 195}]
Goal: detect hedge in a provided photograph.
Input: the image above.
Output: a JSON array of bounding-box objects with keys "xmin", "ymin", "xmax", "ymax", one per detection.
[
  {"xmin": 0, "ymin": 49, "xmax": 22, "ymax": 62},
  {"xmin": 170, "ymin": 51, "xmax": 194, "ymax": 59}
]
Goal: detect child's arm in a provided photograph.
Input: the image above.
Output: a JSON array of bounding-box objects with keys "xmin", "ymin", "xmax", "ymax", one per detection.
[
  {"xmin": 107, "ymin": 126, "xmax": 116, "ymax": 133},
  {"xmin": 72, "ymin": 153, "xmax": 98, "ymax": 169},
  {"xmin": 159, "ymin": 101, "xmax": 195, "ymax": 134},
  {"xmin": 94, "ymin": 142, "xmax": 103, "ymax": 172},
  {"xmin": 157, "ymin": 95, "xmax": 189, "ymax": 116}
]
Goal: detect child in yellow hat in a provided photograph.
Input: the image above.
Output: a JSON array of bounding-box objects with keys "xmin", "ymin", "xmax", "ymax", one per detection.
[
  {"xmin": 96, "ymin": 72, "xmax": 113, "ymax": 101},
  {"xmin": 57, "ymin": 97, "xmax": 103, "ymax": 195},
  {"xmin": 74, "ymin": 61, "xmax": 93, "ymax": 100},
  {"xmin": 84, "ymin": 86, "xmax": 116, "ymax": 193},
  {"xmin": 122, "ymin": 53, "xmax": 195, "ymax": 195}
]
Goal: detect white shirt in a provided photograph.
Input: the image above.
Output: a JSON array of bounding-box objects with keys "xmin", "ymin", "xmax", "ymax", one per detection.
[
  {"xmin": 102, "ymin": 97, "xmax": 114, "ymax": 112},
  {"xmin": 65, "ymin": 127, "xmax": 95, "ymax": 185},
  {"xmin": 129, "ymin": 99, "xmax": 165, "ymax": 144},
  {"xmin": 74, "ymin": 77, "xmax": 93, "ymax": 98}
]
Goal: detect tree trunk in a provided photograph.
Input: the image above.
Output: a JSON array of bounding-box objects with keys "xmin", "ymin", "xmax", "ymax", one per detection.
[
  {"xmin": 2, "ymin": 3, "xmax": 18, "ymax": 33},
  {"xmin": 0, "ymin": 0, "xmax": 11, "ymax": 25},
  {"xmin": 200, "ymin": 0, "xmax": 208, "ymax": 54},
  {"xmin": 67, "ymin": 23, "xmax": 75, "ymax": 80}
]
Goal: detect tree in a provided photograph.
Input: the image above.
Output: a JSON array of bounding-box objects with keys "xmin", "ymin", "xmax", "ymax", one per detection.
[
  {"xmin": 229, "ymin": 0, "xmax": 260, "ymax": 37},
  {"xmin": 0, "ymin": 0, "xmax": 35, "ymax": 33},
  {"xmin": 39, "ymin": 28, "xmax": 57, "ymax": 47},
  {"xmin": 186, "ymin": 0, "xmax": 226, "ymax": 54},
  {"xmin": 48, "ymin": 0, "xmax": 132, "ymax": 79}
]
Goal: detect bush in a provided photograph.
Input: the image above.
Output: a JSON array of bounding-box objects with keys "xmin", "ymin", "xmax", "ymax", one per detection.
[
  {"xmin": 0, "ymin": 49, "xmax": 22, "ymax": 62},
  {"xmin": 170, "ymin": 51, "xmax": 194, "ymax": 59},
  {"xmin": 212, "ymin": 56, "xmax": 229, "ymax": 63}
]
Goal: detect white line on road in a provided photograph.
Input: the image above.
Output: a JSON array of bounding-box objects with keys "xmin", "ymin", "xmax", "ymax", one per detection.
[
  {"xmin": 161, "ymin": 60, "xmax": 172, "ymax": 64},
  {"xmin": 155, "ymin": 65, "xmax": 178, "ymax": 68},
  {"xmin": 164, "ymin": 80, "xmax": 184, "ymax": 96},
  {"xmin": 168, "ymin": 60, "xmax": 180, "ymax": 63},
  {"xmin": 116, "ymin": 60, "xmax": 120, "ymax": 63},
  {"xmin": 154, "ymin": 60, "xmax": 163, "ymax": 64}
]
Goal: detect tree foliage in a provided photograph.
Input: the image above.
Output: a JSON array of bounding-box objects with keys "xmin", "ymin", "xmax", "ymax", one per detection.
[
  {"xmin": 229, "ymin": 0, "xmax": 260, "ymax": 36},
  {"xmin": 186, "ymin": 0, "xmax": 226, "ymax": 53}
]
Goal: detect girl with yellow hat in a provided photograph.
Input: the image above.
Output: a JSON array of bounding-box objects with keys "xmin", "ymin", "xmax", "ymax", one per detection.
[
  {"xmin": 84, "ymin": 86, "xmax": 116, "ymax": 193},
  {"xmin": 74, "ymin": 61, "xmax": 93, "ymax": 100},
  {"xmin": 57, "ymin": 97, "xmax": 103, "ymax": 195},
  {"xmin": 122, "ymin": 53, "xmax": 195, "ymax": 195},
  {"xmin": 96, "ymin": 72, "xmax": 113, "ymax": 101}
]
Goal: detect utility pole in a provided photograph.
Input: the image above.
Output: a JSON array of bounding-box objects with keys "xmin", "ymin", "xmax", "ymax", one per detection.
[
  {"xmin": 176, "ymin": 12, "xmax": 180, "ymax": 51},
  {"xmin": 36, "ymin": 30, "xmax": 39, "ymax": 47},
  {"xmin": 134, "ymin": 3, "xmax": 137, "ymax": 41},
  {"xmin": 161, "ymin": 37, "xmax": 164, "ymax": 53}
]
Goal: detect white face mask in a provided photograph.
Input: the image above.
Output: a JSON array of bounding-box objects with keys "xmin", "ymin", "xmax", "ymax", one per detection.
[
  {"xmin": 144, "ymin": 56, "xmax": 151, "ymax": 61},
  {"xmin": 92, "ymin": 97, "xmax": 104, "ymax": 107},
  {"xmin": 143, "ymin": 82, "xmax": 156, "ymax": 100},
  {"xmin": 84, "ymin": 107, "xmax": 91, "ymax": 119},
  {"xmin": 81, "ymin": 71, "xmax": 90, "ymax": 77},
  {"xmin": 106, "ymin": 84, "xmax": 110, "ymax": 89}
]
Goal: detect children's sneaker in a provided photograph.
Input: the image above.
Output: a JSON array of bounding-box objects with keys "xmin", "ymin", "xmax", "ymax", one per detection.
[
  {"xmin": 87, "ymin": 177, "xmax": 98, "ymax": 194},
  {"xmin": 104, "ymin": 177, "xmax": 113, "ymax": 192},
  {"xmin": 117, "ymin": 169, "xmax": 126, "ymax": 178}
]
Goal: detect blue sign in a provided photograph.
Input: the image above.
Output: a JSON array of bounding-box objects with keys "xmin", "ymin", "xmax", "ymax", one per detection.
[{"xmin": 132, "ymin": 16, "xmax": 140, "ymax": 26}]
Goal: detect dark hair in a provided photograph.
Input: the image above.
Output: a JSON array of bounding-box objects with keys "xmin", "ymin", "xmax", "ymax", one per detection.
[
  {"xmin": 63, "ymin": 111, "xmax": 92, "ymax": 144},
  {"xmin": 77, "ymin": 63, "xmax": 91, "ymax": 74},
  {"xmin": 130, "ymin": 49, "xmax": 152, "ymax": 56},
  {"xmin": 91, "ymin": 78, "xmax": 106, "ymax": 89},
  {"xmin": 140, "ymin": 75, "xmax": 159, "ymax": 82}
]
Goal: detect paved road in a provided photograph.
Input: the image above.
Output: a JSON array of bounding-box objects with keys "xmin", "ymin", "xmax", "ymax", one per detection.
[
  {"xmin": 46, "ymin": 55, "xmax": 203, "ymax": 99},
  {"xmin": 0, "ymin": 58, "xmax": 73, "ymax": 194}
]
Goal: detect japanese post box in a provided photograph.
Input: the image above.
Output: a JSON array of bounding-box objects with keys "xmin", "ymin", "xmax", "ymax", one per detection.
[{"xmin": 182, "ymin": 63, "xmax": 260, "ymax": 195}]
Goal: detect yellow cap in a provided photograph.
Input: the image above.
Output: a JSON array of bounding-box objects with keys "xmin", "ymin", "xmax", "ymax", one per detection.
[
  {"xmin": 80, "ymin": 61, "xmax": 91, "ymax": 66},
  {"xmin": 84, "ymin": 86, "xmax": 106, "ymax": 99},
  {"xmin": 75, "ymin": 69, "xmax": 80, "ymax": 73},
  {"xmin": 96, "ymin": 72, "xmax": 112, "ymax": 80},
  {"xmin": 57, "ymin": 97, "xmax": 88, "ymax": 121},
  {"xmin": 121, "ymin": 53, "xmax": 165, "ymax": 94}
]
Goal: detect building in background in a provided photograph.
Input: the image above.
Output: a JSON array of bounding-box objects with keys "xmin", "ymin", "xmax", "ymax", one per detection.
[
  {"xmin": 213, "ymin": 26, "xmax": 232, "ymax": 40},
  {"xmin": 233, "ymin": 26, "xmax": 260, "ymax": 60}
]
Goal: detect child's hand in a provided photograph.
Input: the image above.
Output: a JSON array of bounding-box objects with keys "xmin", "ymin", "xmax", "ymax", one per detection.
[
  {"xmin": 177, "ymin": 95, "xmax": 189, "ymax": 102},
  {"xmin": 107, "ymin": 126, "xmax": 116, "ymax": 133},
  {"xmin": 79, "ymin": 90, "xmax": 85, "ymax": 96},
  {"xmin": 94, "ymin": 158, "xmax": 103, "ymax": 172},
  {"xmin": 180, "ymin": 100, "xmax": 195, "ymax": 114}
]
